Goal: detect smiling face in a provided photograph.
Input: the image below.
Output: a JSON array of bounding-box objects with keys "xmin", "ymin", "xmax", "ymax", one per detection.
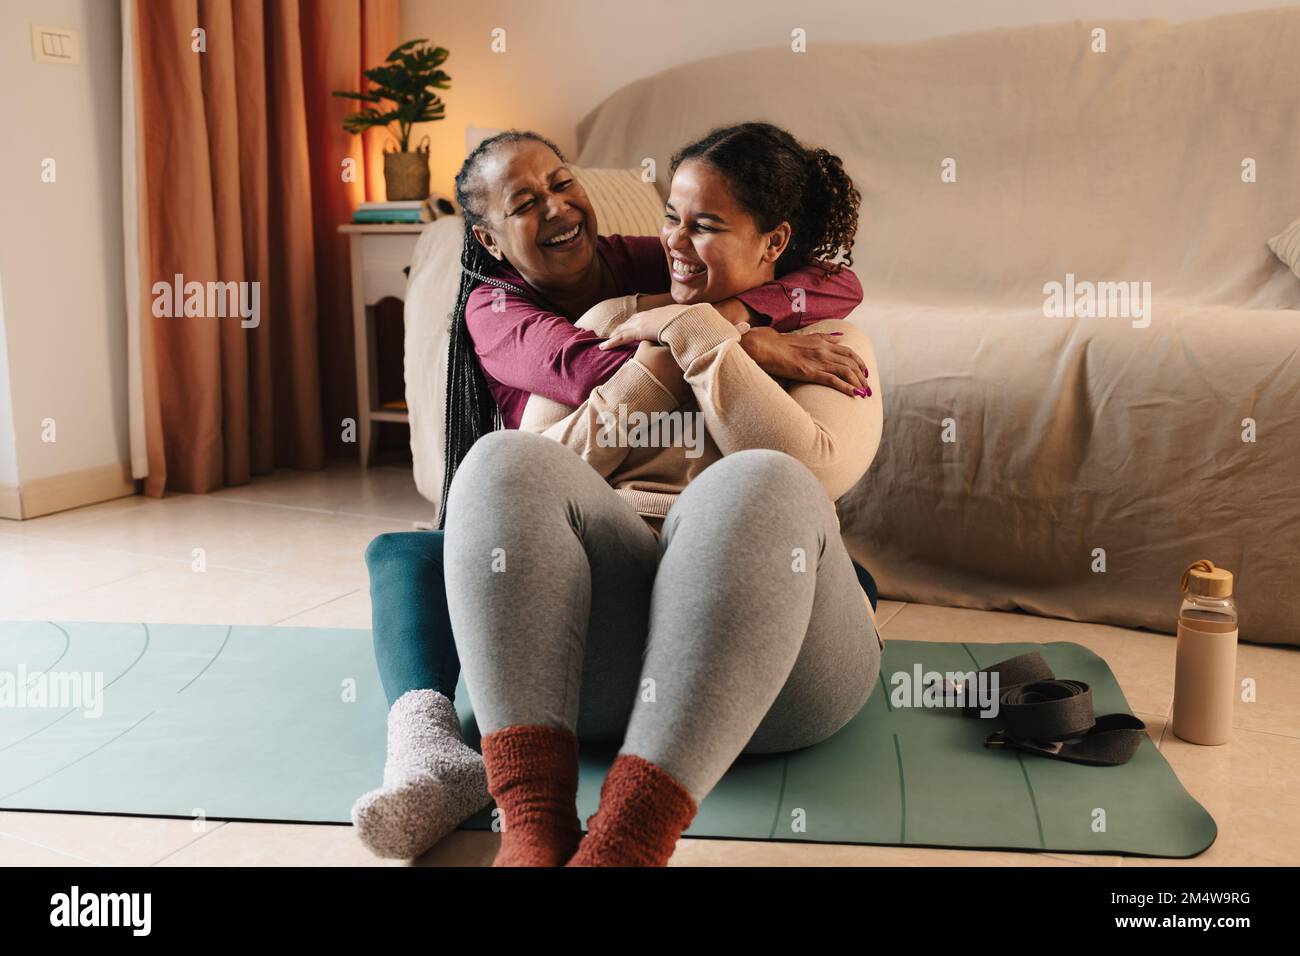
[
  {"xmin": 469, "ymin": 138, "xmax": 598, "ymax": 292},
  {"xmin": 661, "ymin": 159, "xmax": 791, "ymax": 305}
]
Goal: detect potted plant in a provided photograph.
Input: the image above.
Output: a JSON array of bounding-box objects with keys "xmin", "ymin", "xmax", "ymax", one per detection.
[{"xmin": 333, "ymin": 40, "xmax": 450, "ymax": 201}]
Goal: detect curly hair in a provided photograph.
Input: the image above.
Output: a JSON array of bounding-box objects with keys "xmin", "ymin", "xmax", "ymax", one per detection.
[{"xmin": 670, "ymin": 122, "xmax": 861, "ymax": 276}]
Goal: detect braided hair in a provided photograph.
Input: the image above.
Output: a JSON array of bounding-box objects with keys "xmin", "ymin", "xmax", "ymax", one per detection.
[
  {"xmin": 670, "ymin": 122, "xmax": 861, "ymax": 277},
  {"xmin": 438, "ymin": 130, "xmax": 566, "ymax": 528}
]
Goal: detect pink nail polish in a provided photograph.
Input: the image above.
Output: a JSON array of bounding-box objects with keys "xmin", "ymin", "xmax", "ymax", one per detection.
[
  {"xmin": 854, "ymin": 388, "xmax": 867, "ymax": 397},
  {"xmin": 830, "ymin": 332, "xmax": 844, "ymax": 336}
]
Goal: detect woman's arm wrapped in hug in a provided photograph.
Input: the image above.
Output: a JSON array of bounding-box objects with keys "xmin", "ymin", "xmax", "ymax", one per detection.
[
  {"xmin": 655, "ymin": 304, "xmax": 881, "ymax": 500},
  {"xmin": 517, "ymin": 340, "xmax": 689, "ymax": 478},
  {"xmin": 520, "ymin": 299, "xmax": 882, "ymax": 502},
  {"xmin": 467, "ymin": 258, "xmax": 864, "ymax": 415}
]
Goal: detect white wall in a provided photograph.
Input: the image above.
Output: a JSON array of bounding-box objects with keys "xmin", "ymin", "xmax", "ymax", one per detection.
[
  {"xmin": 401, "ymin": 0, "xmax": 1294, "ymax": 193},
  {"xmin": 0, "ymin": 0, "xmax": 127, "ymax": 485}
]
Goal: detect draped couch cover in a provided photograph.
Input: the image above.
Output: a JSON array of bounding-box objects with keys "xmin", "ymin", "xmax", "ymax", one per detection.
[{"xmin": 405, "ymin": 9, "xmax": 1300, "ymax": 645}]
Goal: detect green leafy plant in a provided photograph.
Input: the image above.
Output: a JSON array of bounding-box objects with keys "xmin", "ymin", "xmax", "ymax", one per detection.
[{"xmin": 333, "ymin": 39, "xmax": 450, "ymax": 152}]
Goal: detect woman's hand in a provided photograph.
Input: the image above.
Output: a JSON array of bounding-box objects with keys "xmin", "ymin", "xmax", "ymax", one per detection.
[{"xmin": 739, "ymin": 326, "xmax": 871, "ymax": 397}]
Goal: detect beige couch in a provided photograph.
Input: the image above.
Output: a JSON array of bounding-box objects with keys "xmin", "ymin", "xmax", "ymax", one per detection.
[{"xmin": 405, "ymin": 8, "xmax": 1300, "ymax": 645}]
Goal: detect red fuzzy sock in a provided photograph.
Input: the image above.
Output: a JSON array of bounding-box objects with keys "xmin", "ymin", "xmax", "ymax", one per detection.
[
  {"xmin": 567, "ymin": 753, "xmax": 698, "ymax": 867},
  {"xmin": 480, "ymin": 724, "xmax": 582, "ymax": 867}
]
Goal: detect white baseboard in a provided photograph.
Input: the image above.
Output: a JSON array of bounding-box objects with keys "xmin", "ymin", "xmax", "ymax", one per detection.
[
  {"xmin": 0, "ymin": 463, "xmax": 138, "ymax": 521},
  {"xmin": 0, "ymin": 483, "xmax": 20, "ymax": 520}
]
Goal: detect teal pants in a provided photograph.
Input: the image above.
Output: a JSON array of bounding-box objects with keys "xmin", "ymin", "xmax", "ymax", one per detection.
[
  {"xmin": 365, "ymin": 530, "xmax": 879, "ymax": 709},
  {"xmin": 365, "ymin": 531, "xmax": 461, "ymax": 706}
]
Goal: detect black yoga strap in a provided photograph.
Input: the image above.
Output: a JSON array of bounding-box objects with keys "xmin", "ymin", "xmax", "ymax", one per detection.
[{"xmin": 964, "ymin": 652, "xmax": 1147, "ymax": 767}]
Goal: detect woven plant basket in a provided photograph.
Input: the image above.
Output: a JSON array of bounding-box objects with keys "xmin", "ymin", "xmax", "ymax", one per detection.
[{"xmin": 384, "ymin": 148, "xmax": 430, "ymax": 201}]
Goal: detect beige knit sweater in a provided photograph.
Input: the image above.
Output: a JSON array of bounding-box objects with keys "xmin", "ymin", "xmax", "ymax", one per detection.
[{"xmin": 518, "ymin": 295, "xmax": 883, "ymax": 527}]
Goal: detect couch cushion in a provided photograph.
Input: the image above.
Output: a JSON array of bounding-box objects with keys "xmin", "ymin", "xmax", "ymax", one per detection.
[
  {"xmin": 571, "ymin": 166, "xmax": 663, "ymax": 236},
  {"xmin": 1268, "ymin": 215, "xmax": 1300, "ymax": 280},
  {"xmin": 403, "ymin": 217, "xmax": 465, "ymax": 516}
]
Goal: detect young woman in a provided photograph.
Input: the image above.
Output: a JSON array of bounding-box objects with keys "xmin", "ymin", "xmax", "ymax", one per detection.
[
  {"xmin": 440, "ymin": 122, "xmax": 882, "ymax": 866},
  {"xmin": 352, "ymin": 128, "xmax": 878, "ymax": 860}
]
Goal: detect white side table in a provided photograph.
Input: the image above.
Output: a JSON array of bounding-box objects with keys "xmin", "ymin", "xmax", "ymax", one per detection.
[{"xmin": 339, "ymin": 223, "xmax": 426, "ymax": 466}]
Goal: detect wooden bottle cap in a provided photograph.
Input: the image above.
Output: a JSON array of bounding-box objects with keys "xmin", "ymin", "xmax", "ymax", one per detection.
[{"xmin": 1181, "ymin": 559, "xmax": 1233, "ymax": 598}]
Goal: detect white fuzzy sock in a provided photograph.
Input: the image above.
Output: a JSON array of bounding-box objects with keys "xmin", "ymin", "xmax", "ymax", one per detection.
[{"xmin": 352, "ymin": 689, "xmax": 490, "ymax": 859}]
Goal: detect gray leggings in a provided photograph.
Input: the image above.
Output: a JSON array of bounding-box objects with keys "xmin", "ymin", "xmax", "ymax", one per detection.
[{"xmin": 443, "ymin": 430, "xmax": 880, "ymax": 804}]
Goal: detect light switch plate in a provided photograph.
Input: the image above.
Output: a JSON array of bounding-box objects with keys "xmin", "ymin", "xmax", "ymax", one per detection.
[{"xmin": 31, "ymin": 24, "xmax": 80, "ymax": 65}]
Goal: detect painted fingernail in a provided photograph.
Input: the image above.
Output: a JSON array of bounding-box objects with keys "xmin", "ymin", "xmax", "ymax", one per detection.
[
  {"xmin": 854, "ymin": 388, "xmax": 867, "ymax": 397},
  {"xmin": 830, "ymin": 332, "xmax": 844, "ymax": 336},
  {"xmin": 865, "ymin": 386, "xmax": 873, "ymax": 397}
]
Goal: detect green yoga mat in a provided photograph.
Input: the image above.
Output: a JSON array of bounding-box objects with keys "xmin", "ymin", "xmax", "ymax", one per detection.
[{"xmin": 0, "ymin": 621, "xmax": 1215, "ymax": 858}]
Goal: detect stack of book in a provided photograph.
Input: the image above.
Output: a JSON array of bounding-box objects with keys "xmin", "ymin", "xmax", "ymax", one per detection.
[{"xmin": 351, "ymin": 200, "xmax": 433, "ymax": 224}]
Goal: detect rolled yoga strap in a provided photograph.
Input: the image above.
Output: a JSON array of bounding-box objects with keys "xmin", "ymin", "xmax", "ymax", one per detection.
[{"xmin": 962, "ymin": 652, "xmax": 1147, "ymax": 767}]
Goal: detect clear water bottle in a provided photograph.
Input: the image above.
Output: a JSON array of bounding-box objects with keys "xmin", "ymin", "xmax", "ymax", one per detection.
[{"xmin": 1171, "ymin": 560, "xmax": 1238, "ymax": 745}]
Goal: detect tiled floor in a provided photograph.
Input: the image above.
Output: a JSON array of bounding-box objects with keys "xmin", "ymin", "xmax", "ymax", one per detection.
[{"xmin": 1, "ymin": 463, "xmax": 1296, "ymax": 866}]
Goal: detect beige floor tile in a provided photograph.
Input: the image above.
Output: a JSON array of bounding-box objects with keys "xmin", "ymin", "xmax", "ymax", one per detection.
[
  {"xmin": 1126, "ymin": 726, "xmax": 1300, "ymax": 867},
  {"xmin": 274, "ymin": 588, "xmax": 372, "ymax": 629},
  {"xmin": 1042, "ymin": 851, "xmax": 1123, "ymax": 866},
  {"xmin": 412, "ymin": 830, "xmax": 500, "ymax": 867},
  {"xmin": 0, "ymin": 831, "xmax": 100, "ymax": 865},
  {"xmin": 668, "ymin": 838, "xmax": 1086, "ymax": 866},
  {"xmin": 0, "ymin": 536, "xmax": 169, "ymax": 614},
  {"xmin": 874, "ymin": 599, "xmax": 906, "ymax": 630},
  {"xmin": 163, "ymin": 825, "xmax": 532, "ymax": 868},
  {"xmin": 1137, "ymin": 711, "xmax": 1170, "ymax": 749},
  {"xmin": 880, "ymin": 603, "xmax": 1176, "ymax": 716},
  {"xmin": 14, "ymin": 562, "xmax": 353, "ymax": 627},
  {"xmin": 0, "ymin": 811, "xmax": 218, "ymax": 866},
  {"xmin": 156, "ymin": 821, "xmax": 406, "ymax": 867},
  {"xmin": 211, "ymin": 464, "xmax": 435, "ymax": 524},
  {"xmin": 0, "ymin": 494, "xmax": 152, "ymax": 540},
  {"xmin": 16, "ymin": 493, "xmax": 403, "ymax": 590},
  {"xmin": 1232, "ymin": 641, "xmax": 1300, "ymax": 738}
]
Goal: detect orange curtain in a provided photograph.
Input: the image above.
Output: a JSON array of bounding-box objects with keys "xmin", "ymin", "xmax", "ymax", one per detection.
[{"xmin": 130, "ymin": 0, "xmax": 397, "ymax": 495}]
